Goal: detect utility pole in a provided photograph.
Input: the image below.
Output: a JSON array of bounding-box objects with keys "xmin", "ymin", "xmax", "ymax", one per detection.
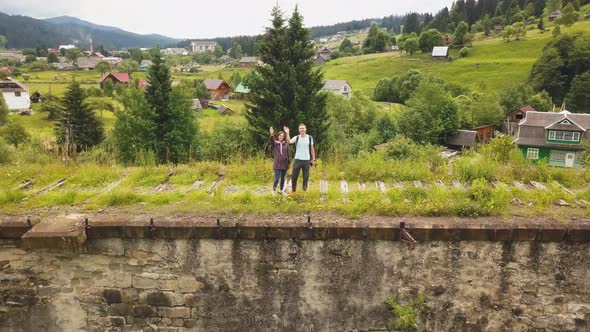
[{"xmin": 64, "ymin": 119, "xmax": 73, "ymax": 167}]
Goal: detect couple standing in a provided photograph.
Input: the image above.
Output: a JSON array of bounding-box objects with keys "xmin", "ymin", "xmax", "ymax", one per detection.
[{"xmin": 269, "ymin": 123, "xmax": 316, "ymax": 196}]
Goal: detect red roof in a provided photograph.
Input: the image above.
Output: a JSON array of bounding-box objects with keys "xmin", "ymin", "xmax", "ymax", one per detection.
[
  {"xmin": 99, "ymin": 72, "xmax": 130, "ymax": 84},
  {"xmin": 0, "ymin": 67, "xmax": 11, "ymax": 74},
  {"xmin": 519, "ymin": 105, "xmax": 536, "ymax": 113},
  {"xmin": 138, "ymin": 79, "xmax": 150, "ymax": 89}
]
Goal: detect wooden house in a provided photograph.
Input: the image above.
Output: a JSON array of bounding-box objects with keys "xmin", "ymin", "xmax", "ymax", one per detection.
[
  {"xmin": 30, "ymin": 91, "xmax": 42, "ymax": 103},
  {"xmin": 322, "ymin": 80, "xmax": 352, "ymax": 99},
  {"xmin": 473, "ymin": 125, "xmax": 495, "ymax": 144},
  {"xmin": 0, "ymin": 78, "xmax": 30, "ymax": 110},
  {"xmin": 514, "ymin": 110, "xmax": 590, "ymax": 168},
  {"xmin": 447, "ymin": 130, "xmax": 477, "ymax": 150},
  {"xmin": 548, "ymin": 10, "xmax": 561, "ymax": 22},
  {"xmin": 504, "ymin": 105, "xmax": 536, "ymax": 135},
  {"xmin": 99, "ymin": 72, "xmax": 130, "ymax": 89},
  {"xmin": 203, "ymin": 79, "xmax": 231, "ymax": 100},
  {"xmin": 239, "ymin": 56, "xmax": 260, "ymax": 68}
]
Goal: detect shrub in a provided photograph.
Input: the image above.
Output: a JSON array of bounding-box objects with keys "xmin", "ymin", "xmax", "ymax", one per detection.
[{"xmin": 459, "ymin": 47, "xmax": 470, "ymax": 58}]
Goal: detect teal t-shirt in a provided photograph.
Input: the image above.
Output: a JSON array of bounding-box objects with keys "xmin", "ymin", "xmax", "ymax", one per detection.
[{"xmin": 291, "ymin": 135, "xmax": 313, "ymax": 160}]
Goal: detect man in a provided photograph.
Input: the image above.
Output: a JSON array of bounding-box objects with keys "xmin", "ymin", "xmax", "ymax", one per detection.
[{"xmin": 285, "ymin": 123, "xmax": 315, "ymax": 195}]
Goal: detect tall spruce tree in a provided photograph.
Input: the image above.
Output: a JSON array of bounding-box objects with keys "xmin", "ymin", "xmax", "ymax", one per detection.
[
  {"xmin": 245, "ymin": 6, "xmax": 328, "ymax": 149},
  {"xmin": 56, "ymin": 81, "xmax": 104, "ymax": 150},
  {"xmin": 145, "ymin": 53, "xmax": 197, "ymax": 163}
]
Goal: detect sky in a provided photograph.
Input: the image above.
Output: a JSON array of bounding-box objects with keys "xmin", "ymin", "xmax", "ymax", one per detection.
[{"xmin": 0, "ymin": 0, "xmax": 453, "ymax": 39}]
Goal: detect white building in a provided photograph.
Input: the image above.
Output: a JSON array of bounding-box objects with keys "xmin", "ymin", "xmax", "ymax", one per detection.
[
  {"xmin": 0, "ymin": 78, "xmax": 30, "ymax": 110},
  {"xmin": 190, "ymin": 41, "xmax": 217, "ymax": 53},
  {"xmin": 58, "ymin": 44, "xmax": 76, "ymax": 50},
  {"xmin": 162, "ymin": 48, "xmax": 189, "ymax": 56},
  {"xmin": 322, "ymin": 80, "xmax": 352, "ymax": 99}
]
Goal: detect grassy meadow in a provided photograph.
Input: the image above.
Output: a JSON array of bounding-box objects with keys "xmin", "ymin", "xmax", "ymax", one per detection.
[{"xmin": 322, "ymin": 20, "xmax": 590, "ymax": 95}]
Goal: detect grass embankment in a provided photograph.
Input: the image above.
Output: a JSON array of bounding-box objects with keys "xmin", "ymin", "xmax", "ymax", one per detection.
[
  {"xmin": 1, "ymin": 148, "xmax": 589, "ymax": 219},
  {"xmin": 322, "ymin": 21, "xmax": 590, "ymax": 95}
]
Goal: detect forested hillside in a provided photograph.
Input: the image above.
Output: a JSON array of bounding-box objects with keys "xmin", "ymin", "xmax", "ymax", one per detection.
[{"xmin": 0, "ymin": 12, "xmax": 178, "ymax": 49}]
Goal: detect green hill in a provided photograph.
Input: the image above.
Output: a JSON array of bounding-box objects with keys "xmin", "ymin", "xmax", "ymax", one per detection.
[{"xmin": 322, "ymin": 21, "xmax": 590, "ymax": 96}]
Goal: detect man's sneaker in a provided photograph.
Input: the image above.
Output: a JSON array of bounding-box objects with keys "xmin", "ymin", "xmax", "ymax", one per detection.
[
  {"xmin": 301, "ymin": 191, "xmax": 307, "ymax": 197},
  {"xmin": 288, "ymin": 191, "xmax": 297, "ymax": 197}
]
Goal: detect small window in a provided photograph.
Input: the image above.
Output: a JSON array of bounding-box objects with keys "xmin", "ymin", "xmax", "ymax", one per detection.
[
  {"xmin": 527, "ymin": 148, "xmax": 539, "ymax": 160},
  {"xmin": 343, "ymin": 86, "xmax": 348, "ymax": 92},
  {"xmin": 14, "ymin": 91, "xmax": 21, "ymax": 97},
  {"xmin": 563, "ymin": 132, "xmax": 574, "ymax": 141},
  {"xmin": 573, "ymin": 132, "xmax": 580, "ymax": 141},
  {"xmin": 515, "ymin": 113, "xmax": 524, "ymax": 120},
  {"xmin": 548, "ymin": 131, "xmax": 556, "ymax": 140}
]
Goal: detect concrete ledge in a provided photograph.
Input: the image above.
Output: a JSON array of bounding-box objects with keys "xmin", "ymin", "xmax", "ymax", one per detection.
[
  {"xmin": 1, "ymin": 214, "xmax": 589, "ymax": 246},
  {"xmin": 20, "ymin": 215, "xmax": 86, "ymax": 250}
]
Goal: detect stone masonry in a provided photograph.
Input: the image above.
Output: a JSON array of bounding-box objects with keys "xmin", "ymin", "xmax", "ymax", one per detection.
[{"xmin": 0, "ymin": 237, "xmax": 588, "ymax": 331}]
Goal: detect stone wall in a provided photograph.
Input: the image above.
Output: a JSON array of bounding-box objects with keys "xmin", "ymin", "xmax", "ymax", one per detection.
[{"xmin": 0, "ymin": 237, "xmax": 588, "ymax": 331}]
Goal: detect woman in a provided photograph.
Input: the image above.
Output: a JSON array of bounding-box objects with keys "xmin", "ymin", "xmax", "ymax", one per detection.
[{"xmin": 270, "ymin": 126, "xmax": 290, "ymax": 194}]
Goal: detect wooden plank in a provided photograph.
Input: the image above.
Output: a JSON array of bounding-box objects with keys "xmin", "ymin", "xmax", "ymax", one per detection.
[
  {"xmin": 513, "ymin": 181, "xmax": 529, "ymax": 191},
  {"xmin": 358, "ymin": 181, "xmax": 366, "ymax": 192},
  {"xmin": 452, "ymin": 180, "xmax": 464, "ymax": 190},
  {"xmin": 435, "ymin": 180, "xmax": 446, "ymax": 188},
  {"xmin": 530, "ymin": 181, "xmax": 547, "ymax": 191},
  {"xmin": 188, "ymin": 179, "xmax": 204, "ymax": 192},
  {"xmin": 207, "ymin": 175, "xmax": 225, "ymax": 195},
  {"xmin": 375, "ymin": 181, "xmax": 387, "ymax": 193},
  {"xmin": 340, "ymin": 180, "xmax": 350, "ymax": 203},
  {"xmin": 21, "ymin": 178, "xmax": 67, "ymax": 202}
]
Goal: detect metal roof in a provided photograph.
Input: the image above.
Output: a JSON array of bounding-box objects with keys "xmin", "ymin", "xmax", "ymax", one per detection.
[
  {"xmin": 432, "ymin": 46, "xmax": 449, "ymax": 57},
  {"xmin": 447, "ymin": 130, "xmax": 477, "ymax": 147},
  {"xmin": 323, "ymin": 80, "xmax": 351, "ymax": 90}
]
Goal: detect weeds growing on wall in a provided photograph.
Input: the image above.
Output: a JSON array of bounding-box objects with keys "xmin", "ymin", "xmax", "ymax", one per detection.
[{"xmin": 386, "ymin": 292, "xmax": 425, "ymax": 332}]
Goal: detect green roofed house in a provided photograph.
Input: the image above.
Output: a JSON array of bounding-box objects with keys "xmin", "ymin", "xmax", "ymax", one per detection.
[
  {"xmin": 234, "ymin": 82, "xmax": 250, "ymax": 100},
  {"xmin": 514, "ymin": 110, "xmax": 590, "ymax": 168}
]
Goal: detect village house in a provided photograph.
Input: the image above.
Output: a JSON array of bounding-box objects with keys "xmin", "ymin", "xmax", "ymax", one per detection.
[
  {"xmin": 77, "ymin": 56, "xmax": 102, "ymax": 70},
  {"xmin": 0, "ymin": 52, "xmax": 25, "ymax": 63},
  {"xmin": 219, "ymin": 55, "xmax": 235, "ymax": 64},
  {"xmin": 102, "ymin": 57, "xmax": 124, "ymax": 67},
  {"xmin": 0, "ymin": 67, "xmax": 12, "ymax": 76},
  {"xmin": 548, "ymin": 10, "xmax": 562, "ymax": 22},
  {"xmin": 514, "ymin": 110, "xmax": 590, "ymax": 168},
  {"xmin": 30, "ymin": 91, "xmax": 42, "ymax": 103},
  {"xmin": 59, "ymin": 44, "xmax": 76, "ymax": 50},
  {"xmin": 473, "ymin": 125, "xmax": 495, "ymax": 144},
  {"xmin": 234, "ymin": 82, "xmax": 250, "ymax": 100},
  {"xmin": 98, "ymin": 72, "xmax": 130, "ymax": 89},
  {"xmin": 504, "ymin": 105, "xmax": 536, "ymax": 135},
  {"xmin": 47, "ymin": 48, "xmax": 61, "ymax": 55},
  {"xmin": 318, "ymin": 47, "xmax": 332, "ymax": 59},
  {"xmin": 190, "ymin": 41, "xmax": 217, "ymax": 53},
  {"xmin": 203, "ymin": 79, "xmax": 231, "ymax": 100},
  {"xmin": 315, "ymin": 53, "xmax": 330, "ymax": 65},
  {"xmin": 447, "ymin": 130, "xmax": 477, "ymax": 150},
  {"xmin": 0, "ymin": 78, "xmax": 30, "ymax": 111},
  {"xmin": 139, "ymin": 60, "xmax": 153, "ymax": 72},
  {"xmin": 162, "ymin": 48, "xmax": 189, "ymax": 56},
  {"xmin": 239, "ymin": 56, "xmax": 261, "ymax": 68},
  {"xmin": 322, "ymin": 80, "xmax": 352, "ymax": 99},
  {"xmin": 432, "ymin": 46, "xmax": 449, "ymax": 60}
]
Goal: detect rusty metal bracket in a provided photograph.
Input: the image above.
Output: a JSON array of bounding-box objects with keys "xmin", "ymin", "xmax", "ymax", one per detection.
[
  {"xmin": 399, "ymin": 222, "xmax": 417, "ymax": 249},
  {"xmin": 84, "ymin": 217, "xmax": 90, "ymax": 231}
]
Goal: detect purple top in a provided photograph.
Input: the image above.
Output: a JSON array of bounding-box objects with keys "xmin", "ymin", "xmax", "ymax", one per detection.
[{"xmin": 270, "ymin": 135, "xmax": 290, "ymax": 170}]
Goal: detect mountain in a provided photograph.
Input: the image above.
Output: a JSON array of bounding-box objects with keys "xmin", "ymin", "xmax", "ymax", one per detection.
[
  {"xmin": 0, "ymin": 12, "xmax": 179, "ymax": 50},
  {"xmin": 44, "ymin": 16, "xmax": 120, "ymax": 32}
]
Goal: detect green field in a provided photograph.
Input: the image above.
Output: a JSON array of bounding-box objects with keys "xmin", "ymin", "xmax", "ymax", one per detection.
[{"xmin": 322, "ymin": 21, "xmax": 590, "ymax": 95}]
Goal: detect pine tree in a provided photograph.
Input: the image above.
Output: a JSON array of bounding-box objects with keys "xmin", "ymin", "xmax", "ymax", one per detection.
[
  {"xmin": 144, "ymin": 53, "xmax": 197, "ymax": 163},
  {"xmin": 145, "ymin": 53, "xmax": 172, "ymax": 161},
  {"xmin": 245, "ymin": 5, "xmax": 328, "ymax": 149},
  {"xmin": 56, "ymin": 81, "xmax": 104, "ymax": 150}
]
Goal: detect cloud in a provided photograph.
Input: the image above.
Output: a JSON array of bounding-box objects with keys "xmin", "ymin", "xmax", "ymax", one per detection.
[{"xmin": 0, "ymin": 0, "xmax": 453, "ymax": 38}]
